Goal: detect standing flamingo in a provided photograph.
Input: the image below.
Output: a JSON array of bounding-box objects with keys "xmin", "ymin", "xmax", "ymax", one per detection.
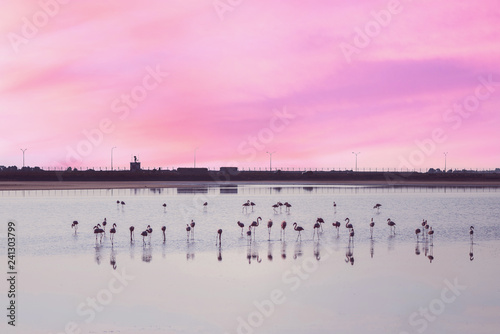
[
  {"xmin": 272, "ymin": 203, "xmax": 279, "ymax": 213},
  {"xmin": 147, "ymin": 225, "xmax": 153, "ymax": 244},
  {"xmin": 161, "ymin": 226, "xmax": 166, "ymax": 242},
  {"xmin": 102, "ymin": 218, "xmax": 107, "ymax": 235},
  {"xmin": 316, "ymin": 218, "xmax": 325, "ymax": 231},
  {"xmin": 276, "ymin": 202, "xmax": 283, "ymax": 213},
  {"xmin": 109, "ymin": 223, "xmax": 117, "ymax": 245},
  {"xmin": 428, "ymin": 226, "xmax": 434, "ymax": 243},
  {"xmin": 186, "ymin": 224, "xmax": 191, "ymax": 240},
  {"xmin": 349, "ymin": 228, "xmax": 355, "ymax": 241},
  {"xmin": 284, "ymin": 202, "xmax": 291, "ymax": 212},
  {"xmin": 369, "ymin": 218, "xmax": 375, "ymax": 239},
  {"xmin": 293, "ymin": 222, "xmax": 304, "ymax": 241},
  {"xmin": 422, "ymin": 219, "xmax": 428, "ymax": 240},
  {"xmin": 469, "ymin": 226, "xmax": 474, "ymax": 243},
  {"xmin": 415, "ymin": 228, "xmax": 421, "ymax": 242},
  {"xmin": 237, "ymin": 221, "xmax": 245, "ymax": 235},
  {"xmin": 190, "ymin": 220, "xmax": 196, "ymax": 238},
  {"xmin": 373, "ymin": 203, "xmax": 382, "ymax": 211},
  {"xmin": 345, "ymin": 218, "xmax": 353, "ymax": 231},
  {"xmin": 250, "ymin": 217, "xmax": 262, "ymax": 239},
  {"xmin": 140, "ymin": 229, "xmax": 148, "ymax": 245},
  {"xmin": 280, "ymin": 221, "xmax": 287, "ymax": 241},
  {"xmin": 313, "ymin": 220, "xmax": 321, "ymax": 240},
  {"xmin": 333, "ymin": 201, "xmax": 337, "ymax": 209},
  {"xmin": 424, "ymin": 222, "xmax": 430, "ymax": 240},
  {"xmin": 332, "ymin": 221, "xmax": 341, "ymax": 237},
  {"xmin": 387, "ymin": 218, "xmax": 396, "ymax": 234},
  {"xmin": 93, "ymin": 225, "xmax": 104, "ymax": 243},
  {"xmin": 71, "ymin": 221, "xmax": 78, "ymax": 233},
  {"xmin": 242, "ymin": 200, "xmax": 250, "ymax": 213},
  {"xmin": 267, "ymin": 219, "xmax": 273, "ymax": 241},
  {"xmin": 250, "ymin": 201, "xmax": 256, "ymax": 211},
  {"xmin": 246, "ymin": 226, "xmax": 252, "ymax": 244},
  {"xmin": 216, "ymin": 229, "xmax": 223, "ymax": 246},
  {"xmin": 129, "ymin": 226, "xmax": 135, "ymax": 241}
]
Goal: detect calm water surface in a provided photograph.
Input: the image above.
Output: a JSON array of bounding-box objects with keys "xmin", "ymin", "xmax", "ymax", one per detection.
[{"xmin": 1, "ymin": 184, "xmax": 499, "ymax": 334}]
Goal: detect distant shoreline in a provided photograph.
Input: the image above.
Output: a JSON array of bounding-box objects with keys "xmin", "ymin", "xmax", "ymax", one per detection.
[
  {"xmin": 1, "ymin": 179, "xmax": 500, "ymax": 191},
  {"xmin": 1, "ymin": 169, "xmax": 500, "ymax": 190}
]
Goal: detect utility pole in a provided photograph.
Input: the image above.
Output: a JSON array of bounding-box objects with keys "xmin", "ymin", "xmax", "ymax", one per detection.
[
  {"xmin": 266, "ymin": 151, "xmax": 276, "ymax": 171},
  {"xmin": 352, "ymin": 152, "xmax": 360, "ymax": 171},
  {"xmin": 20, "ymin": 148, "xmax": 27, "ymax": 168}
]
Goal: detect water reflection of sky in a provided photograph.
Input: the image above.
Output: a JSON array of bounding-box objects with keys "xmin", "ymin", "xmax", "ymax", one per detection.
[{"xmin": 2, "ymin": 185, "xmax": 500, "ymax": 333}]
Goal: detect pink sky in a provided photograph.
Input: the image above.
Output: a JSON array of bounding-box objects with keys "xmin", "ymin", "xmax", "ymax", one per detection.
[{"xmin": 1, "ymin": 0, "xmax": 499, "ymax": 170}]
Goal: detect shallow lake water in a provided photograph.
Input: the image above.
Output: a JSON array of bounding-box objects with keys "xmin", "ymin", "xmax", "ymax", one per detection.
[{"xmin": 1, "ymin": 184, "xmax": 500, "ymax": 334}]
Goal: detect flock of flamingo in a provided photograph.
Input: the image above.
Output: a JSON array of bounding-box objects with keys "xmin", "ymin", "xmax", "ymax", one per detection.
[{"xmin": 70, "ymin": 200, "xmax": 476, "ymax": 259}]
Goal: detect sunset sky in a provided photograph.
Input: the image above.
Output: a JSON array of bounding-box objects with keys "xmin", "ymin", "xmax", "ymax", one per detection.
[{"xmin": 1, "ymin": 1, "xmax": 499, "ymax": 170}]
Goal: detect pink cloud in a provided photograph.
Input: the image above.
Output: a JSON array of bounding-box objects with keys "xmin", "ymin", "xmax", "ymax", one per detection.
[{"xmin": 0, "ymin": 0, "xmax": 499, "ymax": 170}]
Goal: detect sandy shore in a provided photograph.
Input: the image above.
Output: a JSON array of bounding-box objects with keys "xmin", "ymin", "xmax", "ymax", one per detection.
[{"xmin": 1, "ymin": 180, "xmax": 500, "ymax": 190}]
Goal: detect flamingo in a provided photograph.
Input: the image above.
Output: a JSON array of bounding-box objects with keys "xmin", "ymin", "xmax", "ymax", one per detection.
[
  {"xmin": 313, "ymin": 220, "xmax": 321, "ymax": 240},
  {"xmin": 369, "ymin": 218, "xmax": 375, "ymax": 239},
  {"xmin": 428, "ymin": 226, "xmax": 434, "ymax": 243},
  {"xmin": 102, "ymin": 218, "xmax": 107, "ymax": 234},
  {"xmin": 272, "ymin": 203, "xmax": 279, "ymax": 213},
  {"xmin": 186, "ymin": 224, "xmax": 191, "ymax": 240},
  {"xmin": 280, "ymin": 221, "xmax": 287, "ymax": 241},
  {"xmin": 147, "ymin": 225, "xmax": 153, "ymax": 243},
  {"xmin": 121, "ymin": 201, "xmax": 125, "ymax": 205},
  {"xmin": 237, "ymin": 221, "xmax": 245, "ymax": 235},
  {"xmin": 161, "ymin": 226, "xmax": 166, "ymax": 242},
  {"xmin": 332, "ymin": 221, "xmax": 341, "ymax": 237},
  {"xmin": 293, "ymin": 222, "xmax": 304, "ymax": 241},
  {"xmin": 216, "ymin": 229, "xmax": 223, "ymax": 246},
  {"xmin": 415, "ymin": 228, "xmax": 421, "ymax": 241},
  {"xmin": 469, "ymin": 226, "xmax": 474, "ymax": 243},
  {"xmin": 333, "ymin": 201, "xmax": 337, "ymax": 209},
  {"xmin": 203, "ymin": 202, "xmax": 208, "ymax": 207},
  {"xmin": 93, "ymin": 225, "xmax": 104, "ymax": 243},
  {"xmin": 277, "ymin": 202, "xmax": 283, "ymax": 213},
  {"xmin": 316, "ymin": 218, "xmax": 325, "ymax": 231},
  {"xmin": 421, "ymin": 219, "xmax": 428, "ymax": 240},
  {"xmin": 250, "ymin": 217, "xmax": 262, "ymax": 239},
  {"xmin": 283, "ymin": 202, "xmax": 291, "ymax": 212},
  {"xmin": 345, "ymin": 218, "xmax": 353, "ymax": 231},
  {"xmin": 242, "ymin": 200, "xmax": 250, "ymax": 212},
  {"xmin": 387, "ymin": 218, "xmax": 396, "ymax": 234},
  {"xmin": 162, "ymin": 203, "xmax": 167, "ymax": 209},
  {"xmin": 424, "ymin": 223, "xmax": 430, "ymax": 240},
  {"xmin": 109, "ymin": 223, "xmax": 117, "ymax": 245},
  {"xmin": 190, "ymin": 220, "xmax": 196, "ymax": 238},
  {"xmin": 267, "ymin": 219, "xmax": 273, "ymax": 241},
  {"xmin": 250, "ymin": 201, "xmax": 256, "ymax": 211},
  {"xmin": 349, "ymin": 228, "xmax": 355, "ymax": 241},
  {"xmin": 71, "ymin": 220, "xmax": 78, "ymax": 233},
  {"xmin": 129, "ymin": 226, "xmax": 135, "ymax": 241},
  {"xmin": 140, "ymin": 229, "xmax": 148, "ymax": 245},
  {"xmin": 116, "ymin": 200, "xmax": 120, "ymax": 204},
  {"xmin": 373, "ymin": 203, "xmax": 382, "ymax": 211},
  {"xmin": 246, "ymin": 226, "xmax": 252, "ymax": 243}
]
